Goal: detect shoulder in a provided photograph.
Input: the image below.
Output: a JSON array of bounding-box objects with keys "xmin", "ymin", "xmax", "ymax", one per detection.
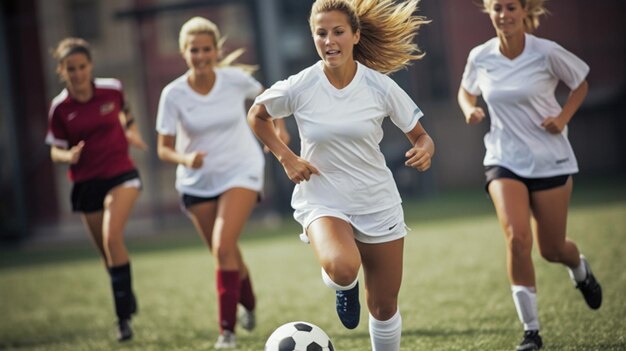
[
  {"xmin": 161, "ymin": 74, "xmax": 188, "ymax": 98},
  {"xmin": 359, "ymin": 63, "xmax": 394, "ymax": 95},
  {"xmin": 282, "ymin": 62, "xmax": 323, "ymax": 96},
  {"xmin": 94, "ymin": 77, "xmax": 123, "ymax": 92},
  {"xmin": 526, "ymin": 34, "xmax": 563, "ymax": 55},
  {"xmin": 468, "ymin": 37, "xmax": 499, "ymax": 62},
  {"xmin": 48, "ymin": 89, "xmax": 70, "ymax": 117}
]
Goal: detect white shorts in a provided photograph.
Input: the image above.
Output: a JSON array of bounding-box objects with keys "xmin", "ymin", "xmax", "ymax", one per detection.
[{"xmin": 294, "ymin": 204, "xmax": 408, "ymax": 244}]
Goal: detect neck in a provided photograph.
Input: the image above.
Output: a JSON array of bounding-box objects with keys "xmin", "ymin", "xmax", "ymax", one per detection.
[
  {"xmin": 498, "ymin": 32, "xmax": 526, "ymax": 59},
  {"xmin": 188, "ymin": 69, "xmax": 216, "ymax": 95},
  {"xmin": 69, "ymin": 84, "xmax": 93, "ymax": 103},
  {"xmin": 323, "ymin": 60, "xmax": 358, "ymax": 89}
]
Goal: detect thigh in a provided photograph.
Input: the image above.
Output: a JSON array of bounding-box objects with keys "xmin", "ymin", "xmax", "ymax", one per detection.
[
  {"xmin": 186, "ymin": 199, "xmax": 219, "ymax": 248},
  {"xmin": 80, "ymin": 211, "xmax": 106, "ymax": 258},
  {"xmin": 357, "ymin": 238, "xmax": 404, "ymax": 314},
  {"xmin": 307, "ymin": 216, "xmax": 361, "ymax": 275},
  {"xmin": 530, "ymin": 176, "xmax": 572, "ymax": 247},
  {"xmin": 102, "ymin": 185, "xmax": 140, "ymax": 237},
  {"xmin": 213, "ymin": 188, "xmax": 258, "ymax": 248},
  {"xmin": 488, "ymin": 178, "xmax": 532, "ymax": 239}
]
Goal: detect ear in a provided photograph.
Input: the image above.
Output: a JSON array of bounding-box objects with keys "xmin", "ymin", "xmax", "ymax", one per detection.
[{"xmin": 354, "ymin": 29, "xmax": 361, "ymax": 45}]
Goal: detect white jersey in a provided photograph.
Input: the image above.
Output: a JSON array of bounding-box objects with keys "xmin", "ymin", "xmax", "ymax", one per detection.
[
  {"xmin": 461, "ymin": 33, "xmax": 589, "ymax": 177},
  {"xmin": 255, "ymin": 61, "xmax": 422, "ymax": 215},
  {"xmin": 156, "ymin": 67, "xmax": 264, "ymax": 197}
]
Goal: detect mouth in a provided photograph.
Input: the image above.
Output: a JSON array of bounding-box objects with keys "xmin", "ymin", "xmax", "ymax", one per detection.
[{"xmin": 326, "ymin": 50, "xmax": 341, "ymax": 57}]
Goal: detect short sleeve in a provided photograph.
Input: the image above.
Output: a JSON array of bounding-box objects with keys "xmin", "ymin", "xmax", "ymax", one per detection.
[
  {"xmin": 155, "ymin": 87, "xmax": 179, "ymax": 136},
  {"xmin": 461, "ymin": 48, "xmax": 482, "ymax": 96},
  {"xmin": 241, "ymin": 72, "xmax": 263, "ymax": 99},
  {"xmin": 45, "ymin": 107, "xmax": 68, "ymax": 148},
  {"xmin": 385, "ymin": 80, "xmax": 422, "ymax": 133},
  {"xmin": 546, "ymin": 43, "xmax": 589, "ymax": 90},
  {"xmin": 253, "ymin": 78, "xmax": 293, "ymax": 119}
]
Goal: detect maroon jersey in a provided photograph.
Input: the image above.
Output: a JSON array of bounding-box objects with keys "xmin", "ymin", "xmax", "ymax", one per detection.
[{"xmin": 46, "ymin": 78, "xmax": 135, "ymax": 182}]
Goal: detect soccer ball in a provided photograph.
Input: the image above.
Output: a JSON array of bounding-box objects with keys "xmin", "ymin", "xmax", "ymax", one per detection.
[{"xmin": 265, "ymin": 321, "xmax": 334, "ymax": 351}]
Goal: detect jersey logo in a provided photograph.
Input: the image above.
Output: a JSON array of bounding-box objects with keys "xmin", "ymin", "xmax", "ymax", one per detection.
[
  {"xmin": 556, "ymin": 158, "xmax": 569, "ymax": 164},
  {"xmin": 388, "ymin": 223, "xmax": 398, "ymax": 231},
  {"xmin": 68, "ymin": 111, "xmax": 78, "ymax": 121},
  {"xmin": 100, "ymin": 101, "xmax": 115, "ymax": 115}
]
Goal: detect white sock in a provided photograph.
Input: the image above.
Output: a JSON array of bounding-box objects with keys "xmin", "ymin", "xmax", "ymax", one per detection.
[
  {"xmin": 369, "ymin": 309, "xmax": 402, "ymax": 351},
  {"xmin": 321, "ymin": 267, "xmax": 357, "ymax": 291},
  {"xmin": 568, "ymin": 255, "xmax": 588, "ymax": 283},
  {"xmin": 511, "ymin": 285, "xmax": 540, "ymax": 331}
]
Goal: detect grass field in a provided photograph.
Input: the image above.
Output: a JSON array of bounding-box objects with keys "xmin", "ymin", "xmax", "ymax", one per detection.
[{"xmin": 1, "ymin": 178, "xmax": 625, "ymax": 350}]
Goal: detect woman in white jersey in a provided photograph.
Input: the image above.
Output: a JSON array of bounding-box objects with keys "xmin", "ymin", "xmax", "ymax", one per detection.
[
  {"xmin": 249, "ymin": 1, "xmax": 433, "ymax": 350},
  {"xmin": 458, "ymin": 1, "xmax": 602, "ymax": 350},
  {"xmin": 156, "ymin": 17, "xmax": 288, "ymax": 349}
]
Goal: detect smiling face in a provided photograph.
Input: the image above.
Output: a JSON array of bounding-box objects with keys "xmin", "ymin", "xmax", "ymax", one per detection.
[
  {"xmin": 312, "ymin": 10, "xmax": 360, "ymax": 70},
  {"xmin": 487, "ymin": 0, "xmax": 528, "ymax": 38},
  {"xmin": 58, "ymin": 52, "xmax": 93, "ymax": 93},
  {"xmin": 181, "ymin": 33, "xmax": 218, "ymax": 76}
]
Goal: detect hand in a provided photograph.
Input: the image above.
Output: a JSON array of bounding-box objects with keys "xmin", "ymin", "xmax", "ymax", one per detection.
[
  {"xmin": 466, "ymin": 107, "xmax": 486, "ymax": 125},
  {"xmin": 69, "ymin": 141, "xmax": 85, "ymax": 164},
  {"xmin": 405, "ymin": 146, "xmax": 432, "ymax": 172},
  {"xmin": 126, "ymin": 130, "xmax": 149, "ymax": 151},
  {"xmin": 185, "ymin": 151, "xmax": 207, "ymax": 169},
  {"xmin": 281, "ymin": 154, "xmax": 320, "ymax": 184},
  {"xmin": 541, "ymin": 116, "xmax": 566, "ymax": 134}
]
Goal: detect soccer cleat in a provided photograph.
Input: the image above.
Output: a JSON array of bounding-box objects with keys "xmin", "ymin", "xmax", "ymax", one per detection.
[
  {"xmin": 214, "ymin": 330, "xmax": 237, "ymax": 349},
  {"xmin": 573, "ymin": 257, "xmax": 603, "ymax": 309},
  {"xmin": 335, "ymin": 282, "xmax": 360, "ymax": 329},
  {"xmin": 238, "ymin": 305, "xmax": 256, "ymax": 331},
  {"xmin": 117, "ymin": 318, "xmax": 133, "ymax": 342},
  {"xmin": 516, "ymin": 330, "xmax": 543, "ymax": 351}
]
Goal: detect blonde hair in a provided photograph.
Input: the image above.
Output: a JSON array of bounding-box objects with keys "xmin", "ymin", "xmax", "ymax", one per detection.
[
  {"xmin": 179, "ymin": 16, "xmax": 257, "ymax": 73},
  {"xmin": 52, "ymin": 37, "xmax": 92, "ymax": 63},
  {"xmin": 309, "ymin": 0, "xmax": 430, "ymax": 74},
  {"xmin": 482, "ymin": 0, "xmax": 549, "ymax": 33}
]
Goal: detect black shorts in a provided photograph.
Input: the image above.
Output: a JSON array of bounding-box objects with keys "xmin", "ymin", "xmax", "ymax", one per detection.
[
  {"xmin": 181, "ymin": 193, "xmax": 221, "ymax": 209},
  {"xmin": 484, "ymin": 166, "xmax": 570, "ymax": 193},
  {"xmin": 71, "ymin": 169, "xmax": 141, "ymax": 213}
]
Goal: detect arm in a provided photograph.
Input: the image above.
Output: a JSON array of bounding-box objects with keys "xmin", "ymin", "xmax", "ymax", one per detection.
[
  {"xmin": 156, "ymin": 134, "xmax": 206, "ymax": 169},
  {"xmin": 404, "ymin": 121, "xmax": 435, "ymax": 172},
  {"xmin": 541, "ymin": 80, "xmax": 588, "ymax": 134},
  {"xmin": 50, "ymin": 141, "xmax": 85, "ymax": 164},
  {"xmin": 457, "ymin": 85, "xmax": 486, "ymax": 125},
  {"xmin": 247, "ymin": 104, "xmax": 318, "ymax": 183},
  {"xmin": 119, "ymin": 111, "xmax": 148, "ymax": 150}
]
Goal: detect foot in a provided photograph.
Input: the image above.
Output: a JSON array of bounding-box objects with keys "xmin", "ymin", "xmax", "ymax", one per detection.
[
  {"xmin": 214, "ymin": 330, "xmax": 236, "ymax": 349},
  {"xmin": 572, "ymin": 257, "xmax": 602, "ymax": 309},
  {"xmin": 335, "ymin": 282, "xmax": 360, "ymax": 329},
  {"xmin": 516, "ymin": 330, "xmax": 543, "ymax": 351},
  {"xmin": 117, "ymin": 318, "xmax": 133, "ymax": 342},
  {"xmin": 238, "ymin": 305, "xmax": 256, "ymax": 331}
]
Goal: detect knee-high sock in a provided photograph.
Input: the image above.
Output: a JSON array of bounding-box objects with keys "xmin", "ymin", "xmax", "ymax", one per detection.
[
  {"xmin": 239, "ymin": 275, "xmax": 256, "ymax": 311},
  {"xmin": 109, "ymin": 262, "xmax": 134, "ymax": 320},
  {"xmin": 512, "ymin": 285, "xmax": 540, "ymax": 331},
  {"xmin": 369, "ymin": 309, "xmax": 402, "ymax": 351},
  {"xmin": 217, "ymin": 270, "xmax": 240, "ymax": 333},
  {"xmin": 321, "ymin": 267, "xmax": 358, "ymax": 291}
]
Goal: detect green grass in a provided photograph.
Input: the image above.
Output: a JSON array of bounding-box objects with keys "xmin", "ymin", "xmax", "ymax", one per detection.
[{"xmin": 1, "ymin": 179, "xmax": 625, "ymax": 350}]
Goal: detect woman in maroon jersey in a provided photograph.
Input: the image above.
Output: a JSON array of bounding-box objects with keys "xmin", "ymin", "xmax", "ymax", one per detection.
[{"xmin": 46, "ymin": 37, "xmax": 147, "ymax": 342}]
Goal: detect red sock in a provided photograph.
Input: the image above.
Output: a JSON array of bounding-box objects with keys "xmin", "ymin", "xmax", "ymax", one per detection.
[
  {"xmin": 239, "ymin": 275, "xmax": 256, "ymax": 311},
  {"xmin": 217, "ymin": 270, "xmax": 240, "ymax": 333}
]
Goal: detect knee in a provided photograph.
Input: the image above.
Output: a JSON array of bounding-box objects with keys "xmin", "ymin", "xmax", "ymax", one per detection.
[
  {"xmin": 538, "ymin": 245, "xmax": 565, "ymax": 263},
  {"xmin": 213, "ymin": 242, "xmax": 237, "ymax": 265},
  {"xmin": 104, "ymin": 233, "xmax": 125, "ymax": 251},
  {"xmin": 323, "ymin": 260, "xmax": 360, "ymax": 286},
  {"xmin": 368, "ymin": 300, "xmax": 398, "ymax": 321},
  {"xmin": 505, "ymin": 227, "xmax": 532, "ymax": 258}
]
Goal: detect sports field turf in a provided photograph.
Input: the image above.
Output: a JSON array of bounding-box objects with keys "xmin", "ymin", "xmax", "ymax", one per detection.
[{"xmin": 1, "ymin": 177, "xmax": 624, "ymax": 350}]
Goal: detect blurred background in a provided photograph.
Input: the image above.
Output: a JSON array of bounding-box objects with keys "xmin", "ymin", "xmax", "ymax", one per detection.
[{"xmin": 1, "ymin": 0, "xmax": 624, "ymax": 243}]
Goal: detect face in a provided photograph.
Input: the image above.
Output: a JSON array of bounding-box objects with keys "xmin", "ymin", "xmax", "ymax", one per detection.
[
  {"xmin": 182, "ymin": 33, "xmax": 218, "ymax": 76},
  {"xmin": 312, "ymin": 10, "xmax": 360, "ymax": 69},
  {"xmin": 488, "ymin": 0, "xmax": 527, "ymax": 37},
  {"xmin": 58, "ymin": 53, "xmax": 92, "ymax": 92}
]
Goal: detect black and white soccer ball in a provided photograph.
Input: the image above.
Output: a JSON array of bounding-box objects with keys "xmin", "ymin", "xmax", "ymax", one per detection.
[{"xmin": 265, "ymin": 321, "xmax": 334, "ymax": 351}]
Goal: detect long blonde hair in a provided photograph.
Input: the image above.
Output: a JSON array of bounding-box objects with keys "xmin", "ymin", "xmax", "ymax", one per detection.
[
  {"xmin": 179, "ymin": 16, "xmax": 257, "ymax": 73},
  {"xmin": 482, "ymin": 0, "xmax": 549, "ymax": 33},
  {"xmin": 309, "ymin": 0, "xmax": 430, "ymax": 74}
]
